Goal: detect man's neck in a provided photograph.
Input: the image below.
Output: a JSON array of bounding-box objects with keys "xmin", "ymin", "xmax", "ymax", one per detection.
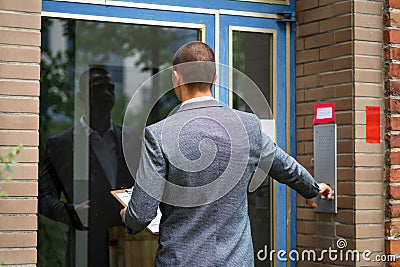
[
  {"xmin": 180, "ymin": 90, "xmax": 213, "ymax": 102},
  {"xmin": 84, "ymin": 113, "xmax": 112, "ymax": 135}
]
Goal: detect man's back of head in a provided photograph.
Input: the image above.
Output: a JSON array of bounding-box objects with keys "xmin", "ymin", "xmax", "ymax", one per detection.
[
  {"xmin": 172, "ymin": 41, "xmax": 216, "ymax": 92},
  {"xmin": 172, "ymin": 41, "xmax": 215, "ymax": 65}
]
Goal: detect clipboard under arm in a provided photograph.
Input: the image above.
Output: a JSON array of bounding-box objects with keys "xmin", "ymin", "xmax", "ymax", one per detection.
[{"xmin": 111, "ymin": 188, "xmax": 161, "ymax": 234}]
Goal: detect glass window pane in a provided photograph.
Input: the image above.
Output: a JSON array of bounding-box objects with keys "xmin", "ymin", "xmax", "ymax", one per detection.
[
  {"xmin": 38, "ymin": 17, "xmax": 199, "ymax": 266},
  {"xmin": 232, "ymin": 30, "xmax": 273, "ymax": 112}
]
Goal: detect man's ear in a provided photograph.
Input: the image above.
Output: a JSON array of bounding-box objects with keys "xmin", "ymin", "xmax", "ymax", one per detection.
[
  {"xmin": 213, "ymin": 73, "xmax": 218, "ymax": 84},
  {"xmin": 172, "ymin": 70, "xmax": 181, "ymax": 87}
]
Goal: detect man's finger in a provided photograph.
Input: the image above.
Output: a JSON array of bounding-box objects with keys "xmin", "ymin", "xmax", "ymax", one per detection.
[
  {"xmin": 318, "ymin": 183, "xmax": 334, "ymax": 200},
  {"xmin": 306, "ymin": 198, "xmax": 317, "ymax": 208},
  {"xmin": 120, "ymin": 207, "xmax": 127, "ymax": 223}
]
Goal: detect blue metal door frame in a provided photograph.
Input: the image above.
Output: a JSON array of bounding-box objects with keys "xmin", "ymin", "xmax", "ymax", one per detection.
[{"xmin": 42, "ymin": 1, "xmax": 296, "ymax": 266}]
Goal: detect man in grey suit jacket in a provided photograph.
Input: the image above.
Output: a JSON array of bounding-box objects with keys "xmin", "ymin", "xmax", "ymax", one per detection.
[{"xmin": 121, "ymin": 41, "xmax": 333, "ymax": 266}]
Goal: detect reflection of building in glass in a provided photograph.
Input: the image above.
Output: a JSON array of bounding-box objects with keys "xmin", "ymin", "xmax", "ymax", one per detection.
[{"xmin": 42, "ymin": 19, "xmax": 199, "ymax": 126}]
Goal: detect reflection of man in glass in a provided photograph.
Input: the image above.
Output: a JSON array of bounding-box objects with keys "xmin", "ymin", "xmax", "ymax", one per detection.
[{"xmin": 39, "ymin": 67, "xmax": 138, "ymax": 266}]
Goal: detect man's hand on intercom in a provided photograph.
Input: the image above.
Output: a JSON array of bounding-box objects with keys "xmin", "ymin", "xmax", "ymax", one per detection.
[{"xmin": 305, "ymin": 183, "xmax": 334, "ymax": 208}]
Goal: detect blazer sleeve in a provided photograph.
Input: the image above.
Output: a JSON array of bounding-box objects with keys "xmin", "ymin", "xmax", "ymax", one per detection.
[
  {"xmin": 38, "ymin": 139, "xmax": 74, "ymax": 226},
  {"xmin": 262, "ymin": 133, "xmax": 320, "ymax": 199},
  {"xmin": 124, "ymin": 126, "xmax": 166, "ymax": 234}
]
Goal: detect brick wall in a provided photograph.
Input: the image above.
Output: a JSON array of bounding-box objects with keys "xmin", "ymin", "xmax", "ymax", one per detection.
[
  {"xmin": 0, "ymin": 0, "xmax": 41, "ymax": 265},
  {"xmin": 296, "ymin": 0, "xmax": 385, "ymax": 266},
  {"xmin": 385, "ymin": 0, "xmax": 400, "ymax": 265}
]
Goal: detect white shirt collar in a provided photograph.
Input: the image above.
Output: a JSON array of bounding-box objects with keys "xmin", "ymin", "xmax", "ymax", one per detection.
[
  {"xmin": 181, "ymin": 96, "xmax": 216, "ymax": 107},
  {"xmin": 80, "ymin": 116, "xmax": 114, "ymax": 137}
]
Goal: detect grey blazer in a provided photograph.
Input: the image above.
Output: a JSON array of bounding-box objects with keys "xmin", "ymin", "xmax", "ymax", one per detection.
[{"xmin": 124, "ymin": 99, "xmax": 319, "ymax": 267}]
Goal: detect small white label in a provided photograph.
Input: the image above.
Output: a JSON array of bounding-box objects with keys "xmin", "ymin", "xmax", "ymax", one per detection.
[{"xmin": 316, "ymin": 107, "xmax": 333, "ymax": 120}]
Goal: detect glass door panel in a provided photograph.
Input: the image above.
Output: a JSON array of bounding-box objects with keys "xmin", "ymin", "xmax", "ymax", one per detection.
[
  {"xmin": 220, "ymin": 14, "xmax": 290, "ymax": 267},
  {"xmin": 38, "ymin": 17, "xmax": 201, "ymax": 267},
  {"xmin": 232, "ymin": 30, "xmax": 273, "ymax": 112},
  {"xmin": 231, "ymin": 29, "xmax": 274, "ymax": 267}
]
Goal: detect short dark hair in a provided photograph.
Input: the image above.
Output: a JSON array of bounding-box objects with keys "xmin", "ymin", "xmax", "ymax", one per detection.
[{"xmin": 172, "ymin": 41, "xmax": 216, "ymax": 91}]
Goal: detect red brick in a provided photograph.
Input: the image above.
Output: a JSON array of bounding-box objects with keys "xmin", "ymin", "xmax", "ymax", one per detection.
[
  {"xmin": 389, "ymin": 0, "xmax": 400, "ymax": 9},
  {"xmin": 390, "ymin": 135, "xmax": 400, "ymax": 148},
  {"xmin": 387, "ymin": 203, "xmax": 400, "ymax": 218},
  {"xmin": 390, "ymin": 117, "xmax": 400, "ymax": 130},
  {"xmin": 388, "ymin": 257, "xmax": 400, "ymax": 267},
  {"xmin": 387, "ymin": 12, "xmax": 400, "ymax": 27},
  {"xmin": 389, "ymin": 64, "xmax": 400, "ymax": 78},
  {"xmin": 388, "ymin": 80, "xmax": 400, "ymax": 96},
  {"xmin": 390, "ymin": 47, "xmax": 400, "ymax": 61},
  {"xmin": 385, "ymin": 12, "xmax": 391, "ymax": 28},
  {"xmin": 386, "ymin": 239, "xmax": 400, "ymax": 254},
  {"xmin": 386, "ymin": 221, "xmax": 400, "ymax": 237},
  {"xmin": 390, "ymin": 152, "xmax": 400, "ymax": 165},
  {"xmin": 388, "ymin": 98, "xmax": 400, "ymax": 113},
  {"xmin": 387, "ymin": 169, "xmax": 400, "ymax": 182},
  {"xmin": 389, "ymin": 185, "xmax": 400, "ymax": 200},
  {"xmin": 384, "ymin": 30, "xmax": 400, "ymax": 43}
]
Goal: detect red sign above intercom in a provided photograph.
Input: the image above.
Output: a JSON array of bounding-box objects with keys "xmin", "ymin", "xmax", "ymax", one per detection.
[{"xmin": 313, "ymin": 103, "xmax": 335, "ymax": 124}]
